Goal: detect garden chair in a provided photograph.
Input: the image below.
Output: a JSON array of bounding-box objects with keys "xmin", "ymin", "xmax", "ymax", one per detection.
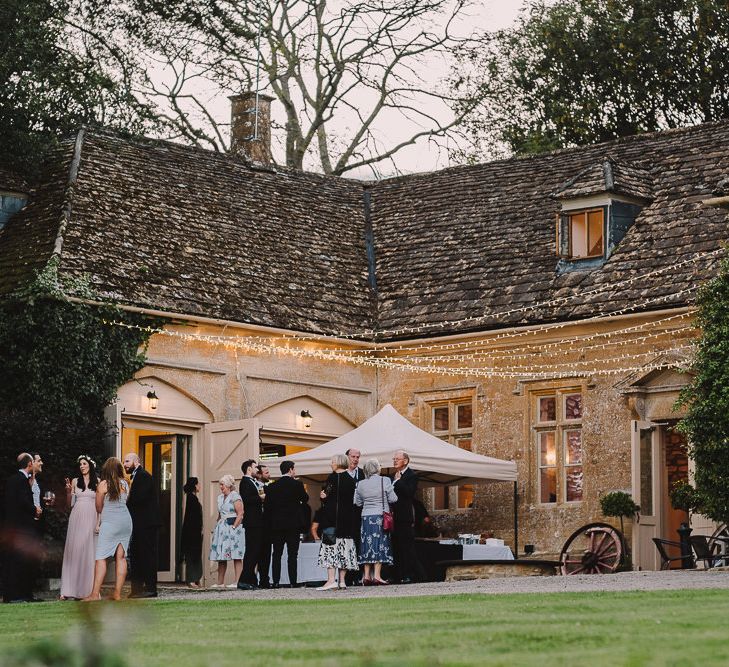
[
  {"xmin": 689, "ymin": 535, "xmax": 727, "ymax": 569},
  {"xmin": 651, "ymin": 537, "xmax": 693, "ymax": 570}
]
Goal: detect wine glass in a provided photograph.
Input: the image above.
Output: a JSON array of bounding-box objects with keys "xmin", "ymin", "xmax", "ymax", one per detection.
[{"xmin": 42, "ymin": 490, "xmax": 56, "ymax": 506}]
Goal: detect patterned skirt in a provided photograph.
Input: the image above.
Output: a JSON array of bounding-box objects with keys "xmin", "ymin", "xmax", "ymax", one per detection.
[
  {"xmin": 317, "ymin": 537, "xmax": 359, "ymax": 571},
  {"xmin": 359, "ymin": 515, "xmax": 393, "ymax": 565}
]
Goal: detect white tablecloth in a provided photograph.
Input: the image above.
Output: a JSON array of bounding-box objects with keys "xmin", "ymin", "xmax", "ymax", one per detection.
[
  {"xmin": 272, "ymin": 542, "xmax": 327, "ymax": 585},
  {"xmin": 461, "ymin": 544, "xmax": 514, "ymax": 561}
]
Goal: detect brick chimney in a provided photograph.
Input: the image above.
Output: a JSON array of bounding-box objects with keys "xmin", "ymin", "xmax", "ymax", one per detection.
[{"xmin": 229, "ymin": 92, "xmax": 274, "ymax": 165}]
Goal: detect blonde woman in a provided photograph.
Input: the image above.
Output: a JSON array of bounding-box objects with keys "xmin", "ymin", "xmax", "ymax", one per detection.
[
  {"xmin": 209, "ymin": 474, "xmax": 244, "ymax": 588},
  {"xmin": 83, "ymin": 457, "xmax": 132, "ymax": 601},
  {"xmin": 316, "ymin": 454, "xmax": 358, "ymax": 590}
]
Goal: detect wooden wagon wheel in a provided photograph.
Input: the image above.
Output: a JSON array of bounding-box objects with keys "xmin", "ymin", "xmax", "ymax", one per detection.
[{"xmin": 560, "ymin": 522, "xmax": 624, "ymax": 575}]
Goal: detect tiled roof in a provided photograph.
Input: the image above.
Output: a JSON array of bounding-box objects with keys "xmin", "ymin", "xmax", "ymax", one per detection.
[
  {"xmin": 370, "ymin": 123, "xmax": 729, "ymax": 337},
  {"xmin": 552, "ymin": 157, "xmax": 653, "ymax": 201},
  {"xmin": 1, "ymin": 121, "xmax": 729, "ymax": 340}
]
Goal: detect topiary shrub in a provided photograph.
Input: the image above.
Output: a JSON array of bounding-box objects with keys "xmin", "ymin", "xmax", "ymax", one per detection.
[{"xmin": 600, "ymin": 491, "xmax": 640, "ymax": 536}]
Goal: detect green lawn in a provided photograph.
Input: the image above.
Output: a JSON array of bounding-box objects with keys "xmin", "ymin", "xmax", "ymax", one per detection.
[{"xmin": 1, "ymin": 590, "xmax": 728, "ymax": 666}]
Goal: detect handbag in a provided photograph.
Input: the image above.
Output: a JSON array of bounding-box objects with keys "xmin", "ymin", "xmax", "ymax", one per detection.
[
  {"xmin": 322, "ymin": 526, "xmax": 337, "ymax": 545},
  {"xmin": 321, "ymin": 474, "xmax": 339, "ymax": 545},
  {"xmin": 381, "ymin": 477, "xmax": 394, "ymax": 533}
]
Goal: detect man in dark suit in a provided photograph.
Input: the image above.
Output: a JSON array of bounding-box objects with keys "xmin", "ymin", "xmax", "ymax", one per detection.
[
  {"xmin": 123, "ymin": 453, "xmax": 162, "ymax": 598},
  {"xmin": 265, "ymin": 461, "xmax": 309, "ymax": 587},
  {"xmin": 392, "ymin": 449, "xmax": 419, "ymax": 584},
  {"xmin": 255, "ymin": 463, "xmax": 273, "ymax": 588},
  {"xmin": 2, "ymin": 453, "xmax": 38, "ymax": 602},
  {"xmin": 237, "ymin": 459, "xmax": 264, "ymax": 590}
]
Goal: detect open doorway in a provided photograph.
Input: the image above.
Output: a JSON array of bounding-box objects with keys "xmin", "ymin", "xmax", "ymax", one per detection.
[{"xmin": 122, "ymin": 427, "xmax": 192, "ymax": 582}]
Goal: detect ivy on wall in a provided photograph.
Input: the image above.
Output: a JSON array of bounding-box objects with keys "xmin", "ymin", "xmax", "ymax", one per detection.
[
  {"xmin": 677, "ymin": 254, "xmax": 729, "ymax": 527},
  {"xmin": 0, "ymin": 261, "xmax": 159, "ymax": 534}
]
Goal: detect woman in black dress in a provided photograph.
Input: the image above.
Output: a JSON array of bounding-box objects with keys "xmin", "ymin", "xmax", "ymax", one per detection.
[
  {"xmin": 180, "ymin": 477, "xmax": 203, "ymax": 588},
  {"xmin": 316, "ymin": 454, "xmax": 358, "ymax": 590}
]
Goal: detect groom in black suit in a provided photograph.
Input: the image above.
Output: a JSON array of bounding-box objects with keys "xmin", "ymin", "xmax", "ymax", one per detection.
[
  {"xmin": 2, "ymin": 453, "xmax": 38, "ymax": 602},
  {"xmin": 392, "ymin": 450, "xmax": 419, "ymax": 584},
  {"xmin": 123, "ymin": 453, "xmax": 162, "ymax": 598},
  {"xmin": 238, "ymin": 459, "xmax": 264, "ymax": 590},
  {"xmin": 265, "ymin": 461, "xmax": 309, "ymax": 587}
]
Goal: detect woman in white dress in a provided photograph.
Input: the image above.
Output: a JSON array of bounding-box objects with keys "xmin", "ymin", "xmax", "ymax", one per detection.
[
  {"xmin": 208, "ymin": 474, "xmax": 244, "ymax": 588},
  {"xmin": 83, "ymin": 457, "xmax": 132, "ymax": 601}
]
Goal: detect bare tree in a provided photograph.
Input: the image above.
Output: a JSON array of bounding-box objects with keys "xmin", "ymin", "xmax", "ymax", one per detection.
[{"xmin": 125, "ymin": 0, "xmax": 480, "ymax": 175}]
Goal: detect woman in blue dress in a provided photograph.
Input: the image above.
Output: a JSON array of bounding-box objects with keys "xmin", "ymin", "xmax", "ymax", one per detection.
[
  {"xmin": 83, "ymin": 457, "xmax": 132, "ymax": 601},
  {"xmin": 209, "ymin": 474, "xmax": 244, "ymax": 588}
]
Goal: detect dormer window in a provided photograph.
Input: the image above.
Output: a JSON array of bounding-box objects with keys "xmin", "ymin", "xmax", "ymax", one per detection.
[
  {"xmin": 564, "ymin": 208, "xmax": 604, "ymax": 259},
  {"xmin": 552, "ymin": 157, "xmax": 653, "ymax": 272}
]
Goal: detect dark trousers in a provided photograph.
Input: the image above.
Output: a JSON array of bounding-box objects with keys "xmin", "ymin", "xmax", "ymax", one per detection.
[
  {"xmin": 2, "ymin": 528, "xmax": 35, "ymax": 602},
  {"xmin": 129, "ymin": 526, "xmax": 159, "ymax": 594},
  {"xmin": 345, "ymin": 509, "xmax": 363, "ymax": 585},
  {"xmin": 258, "ymin": 527, "xmax": 272, "ymax": 586},
  {"xmin": 271, "ymin": 528, "xmax": 301, "ymax": 586},
  {"xmin": 392, "ymin": 522, "xmax": 417, "ymax": 582},
  {"xmin": 239, "ymin": 526, "xmax": 263, "ymax": 586}
]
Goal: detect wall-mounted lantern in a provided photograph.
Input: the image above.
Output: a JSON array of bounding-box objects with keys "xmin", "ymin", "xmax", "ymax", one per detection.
[
  {"xmin": 300, "ymin": 409, "xmax": 313, "ymax": 429},
  {"xmin": 147, "ymin": 390, "xmax": 159, "ymax": 411}
]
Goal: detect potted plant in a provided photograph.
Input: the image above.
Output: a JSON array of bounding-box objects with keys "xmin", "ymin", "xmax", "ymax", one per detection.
[
  {"xmin": 600, "ymin": 491, "xmax": 640, "ymax": 571},
  {"xmin": 600, "ymin": 491, "xmax": 640, "ymax": 536}
]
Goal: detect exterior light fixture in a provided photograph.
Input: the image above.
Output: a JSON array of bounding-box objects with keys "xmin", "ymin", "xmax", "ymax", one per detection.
[
  {"xmin": 300, "ymin": 409, "xmax": 313, "ymax": 429},
  {"xmin": 147, "ymin": 390, "xmax": 159, "ymax": 410}
]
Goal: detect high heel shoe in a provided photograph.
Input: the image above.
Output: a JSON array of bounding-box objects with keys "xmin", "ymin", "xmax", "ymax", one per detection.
[
  {"xmin": 373, "ymin": 578, "xmax": 389, "ymax": 586},
  {"xmin": 362, "ymin": 578, "xmax": 374, "ymax": 586},
  {"xmin": 315, "ymin": 581, "xmax": 339, "ymax": 591}
]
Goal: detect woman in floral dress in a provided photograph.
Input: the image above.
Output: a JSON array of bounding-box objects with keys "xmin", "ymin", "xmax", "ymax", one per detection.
[{"xmin": 209, "ymin": 474, "xmax": 244, "ymax": 588}]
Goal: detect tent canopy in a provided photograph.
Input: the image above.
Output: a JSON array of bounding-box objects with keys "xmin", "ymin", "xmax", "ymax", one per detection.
[{"xmin": 267, "ymin": 404, "xmax": 518, "ymax": 487}]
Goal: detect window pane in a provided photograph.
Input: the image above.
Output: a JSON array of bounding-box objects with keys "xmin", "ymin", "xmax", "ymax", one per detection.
[
  {"xmin": 433, "ymin": 406, "xmax": 448, "ymax": 431},
  {"xmin": 588, "ymin": 210, "xmax": 603, "ymax": 256},
  {"xmin": 457, "ymin": 403, "xmax": 472, "ymax": 430},
  {"xmin": 433, "ymin": 485, "xmax": 449, "ymax": 510},
  {"xmin": 639, "ymin": 428, "xmax": 653, "ymax": 515},
  {"xmin": 570, "ymin": 212, "xmax": 587, "ymax": 257},
  {"xmin": 566, "ymin": 466, "xmax": 583, "ymax": 502},
  {"xmin": 538, "ymin": 396, "xmax": 556, "ymax": 422},
  {"xmin": 565, "ymin": 393, "xmax": 583, "ymax": 420},
  {"xmin": 565, "ymin": 430, "xmax": 582, "ymax": 464},
  {"xmin": 456, "ymin": 437, "xmax": 472, "ymax": 452},
  {"xmin": 539, "ymin": 432, "xmax": 556, "ymax": 466},
  {"xmin": 540, "ymin": 468, "xmax": 557, "ymax": 503},
  {"xmin": 458, "ymin": 484, "xmax": 474, "ymax": 509}
]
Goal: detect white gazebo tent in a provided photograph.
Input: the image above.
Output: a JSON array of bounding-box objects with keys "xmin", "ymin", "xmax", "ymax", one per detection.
[{"xmin": 267, "ymin": 404, "xmax": 521, "ymax": 553}]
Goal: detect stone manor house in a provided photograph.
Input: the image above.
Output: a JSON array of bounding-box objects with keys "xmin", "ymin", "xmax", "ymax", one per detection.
[{"xmin": 2, "ymin": 96, "xmax": 729, "ymax": 581}]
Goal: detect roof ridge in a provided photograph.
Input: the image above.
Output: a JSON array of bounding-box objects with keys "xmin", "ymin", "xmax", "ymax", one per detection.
[{"xmin": 49, "ymin": 128, "xmax": 85, "ymax": 264}]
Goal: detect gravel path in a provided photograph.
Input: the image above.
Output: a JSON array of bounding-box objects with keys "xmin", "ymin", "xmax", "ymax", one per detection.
[{"xmin": 156, "ymin": 569, "xmax": 729, "ymax": 601}]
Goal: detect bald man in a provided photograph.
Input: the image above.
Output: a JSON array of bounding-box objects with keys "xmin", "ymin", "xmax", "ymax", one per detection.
[
  {"xmin": 3, "ymin": 453, "xmax": 38, "ymax": 602},
  {"xmin": 123, "ymin": 453, "xmax": 162, "ymax": 598}
]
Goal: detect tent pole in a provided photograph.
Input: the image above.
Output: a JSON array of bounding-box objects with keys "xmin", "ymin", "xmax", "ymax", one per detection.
[{"xmin": 513, "ymin": 481, "xmax": 519, "ymax": 559}]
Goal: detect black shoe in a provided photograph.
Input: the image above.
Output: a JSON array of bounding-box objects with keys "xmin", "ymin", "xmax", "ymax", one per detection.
[
  {"xmin": 237, "ymin": 582, "xmax": 257, "ymax": 591},
  {"xmin": 258, "ymin": 582, "xmax": 271, "ymax": 589},
  {"xmin": 271, "ymin": 583, "xmax": 280, "ymax": 589},
  {"xmin": 129, "ymin": 592, "xmax": 158, "ymax": 599},
  {"xmin": 400, "ymin": 578, "xmax": 414, "ymax": 584}
]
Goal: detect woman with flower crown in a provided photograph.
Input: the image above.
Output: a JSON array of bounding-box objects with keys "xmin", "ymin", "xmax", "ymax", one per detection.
[{"xmin": 60, "ymin": 455, "xmax": 100, "ymax": 599}]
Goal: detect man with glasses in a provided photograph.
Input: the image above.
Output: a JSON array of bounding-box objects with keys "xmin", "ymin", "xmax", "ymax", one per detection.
[{"xmin": 391, "ymin": 450, "xmax": 418, "ymax": 584}]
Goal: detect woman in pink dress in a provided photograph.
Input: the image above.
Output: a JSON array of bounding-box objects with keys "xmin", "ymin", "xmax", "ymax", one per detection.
[{"xmin": 60, "ymin": 455, "xmax": 99, "ymax": 600}]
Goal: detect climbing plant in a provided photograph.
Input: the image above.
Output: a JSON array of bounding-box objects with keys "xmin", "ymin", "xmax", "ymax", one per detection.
[
  {"xmin": 0, "ymin": 260, "xmax": 158, "ymax": 524},
  {"xmin": 676, "ymin": 254, "xmax": 729, "ymax": 527}
]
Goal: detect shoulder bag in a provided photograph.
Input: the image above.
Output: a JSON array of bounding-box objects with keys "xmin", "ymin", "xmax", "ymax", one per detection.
[{"xmin": 381, "ymin": 477, "xmax": 394, "ymax": 533}]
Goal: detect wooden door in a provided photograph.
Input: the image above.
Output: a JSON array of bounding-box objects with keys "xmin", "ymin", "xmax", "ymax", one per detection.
[
  {"xmin": 201, "ymin": 419, "xmax": 259, "ymax": 585},
  {"xmin": 631, "ymin": 420, "xmax": 660, "ymax": 570}
]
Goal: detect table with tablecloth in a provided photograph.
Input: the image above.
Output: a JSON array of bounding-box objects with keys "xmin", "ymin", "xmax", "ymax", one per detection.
[{"xmin": 270, "ymin": 540, "xmax": 514, "ymax": 584}]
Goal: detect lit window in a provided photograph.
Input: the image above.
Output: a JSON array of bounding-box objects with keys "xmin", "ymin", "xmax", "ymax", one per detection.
[
  {"xmin": 557, "ymin": 208, "xmax": 604, "ymax": 259},
  {"xmin": 534, "ymin": 390, "xmax": 584, "ymax": 504},
  {"xmin": 429, "ymin": 399, "xmax": 474, "ymax": 511}
]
